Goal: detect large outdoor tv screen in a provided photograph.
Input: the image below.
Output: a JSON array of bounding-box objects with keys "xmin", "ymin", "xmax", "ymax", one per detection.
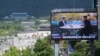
[{"xmin": 51, "ymin": 12, "xmax": 97, "ymax": 40}]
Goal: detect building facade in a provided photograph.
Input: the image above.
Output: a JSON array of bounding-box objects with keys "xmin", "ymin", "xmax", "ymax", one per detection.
[
  {"xmin": 21, "ymin": 22, "xmax": 35, "ymax": 27},
  {"xmin": 10, "ymin": 13, "xmax": 29, "ymax": 20}
]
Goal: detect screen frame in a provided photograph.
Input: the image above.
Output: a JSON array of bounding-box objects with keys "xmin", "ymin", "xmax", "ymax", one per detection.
[{"xmin": 50, "ymin": 9, "xmax": 98, "ymax": 40}]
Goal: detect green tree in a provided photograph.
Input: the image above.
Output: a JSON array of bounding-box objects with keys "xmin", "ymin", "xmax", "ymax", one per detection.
[
  {"xmin": 34, "ymin": 39, "xmax": 54, "ymax": 56},
  {"xmin": 0, "ymin": 21, "xmax": 24, "ymax": 36},
  {"xmin": 35, "ymin": 20, "xmax": 41, "ymax": 25},
  {"xmin": 69, "ymin": 51, "xmax": 83, "ymax": 56},
  {"xmin": 95, "ymin": 41, "xmax": 100, "ymax": 56},
  {"xmin": 74, "ymin": 41, "xmax": 90, "ymax": 56},
  {"xmin": 3, "ymin": 46, "xmax": 20, "ymax": 56},
  {"xmin": 22, "ymin": 47, "xmax": 33, "ymax": 56}
]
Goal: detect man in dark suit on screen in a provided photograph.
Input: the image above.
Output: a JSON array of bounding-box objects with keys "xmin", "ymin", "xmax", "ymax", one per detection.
[
  {"xmin": 59, "ymin": 17, "xmax": 67, "ymax": 36},
  {"xmin": 59, "ymin": 17, "xmax": 67, "ymax": 27},
  {"xmin": 80, "ymin": 16, "xmax": 93, "ymax": 36}
]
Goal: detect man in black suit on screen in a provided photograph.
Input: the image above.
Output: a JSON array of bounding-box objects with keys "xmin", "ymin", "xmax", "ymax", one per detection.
[
  {"xmin": 80, "ymin": 16, "xmax": 92, "ymax": 36},
  {"xmin": 59, "ymin": 17, "xmax": 67, "ymax": 27},
  {"xmin": 59, "ymin": 17, "xmax": 67, "ymax": 36}
]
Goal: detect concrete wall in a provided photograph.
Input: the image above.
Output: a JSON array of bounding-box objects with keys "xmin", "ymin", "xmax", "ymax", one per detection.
[{"xmin": 98, "ymin": 0, "xmax": 100, "ymax": 40}]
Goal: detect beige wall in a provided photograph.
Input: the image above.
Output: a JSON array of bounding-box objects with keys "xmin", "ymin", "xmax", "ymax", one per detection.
[{"xmin": 37, "ymin": 31, "xmax": 51, "ymax": 38}]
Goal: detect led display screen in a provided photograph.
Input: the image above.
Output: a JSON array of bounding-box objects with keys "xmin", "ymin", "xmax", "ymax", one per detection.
[{"xmin": 51, "ymin": 11, "xmax": 97, "ymax": 40}]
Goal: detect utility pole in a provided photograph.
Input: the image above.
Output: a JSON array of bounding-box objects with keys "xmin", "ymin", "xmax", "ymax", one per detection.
[
  {"xmin": 90, "ymin": 40, "xmax": 94, "ymax": 56},
  {"xmin": 55, "ymin": 41, "xmax": 59, "ymax": 56}
]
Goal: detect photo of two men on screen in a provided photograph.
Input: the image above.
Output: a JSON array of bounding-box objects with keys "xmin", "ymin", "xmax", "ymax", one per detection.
[{"xmin": 51, "ymin": 13, "xmax": 97, "ymax": 39}]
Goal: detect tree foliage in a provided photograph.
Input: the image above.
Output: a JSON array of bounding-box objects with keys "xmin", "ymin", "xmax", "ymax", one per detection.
[
  {"xmin": 94, "ymin": 41, "xmax": 100, "ymax": 56},
  {"xmin": 22, "ymin": 47, "xmax": 33, "ymax": 56},
  {"xmin": 69, "ymin": 51, "xmax": 83, "ymax": 56},
  {"xmin": 74, "ymin": 41, "xmax": 90, "ymax": 56},
  {"xmin": 0, "ymin": 0, "xmax": 92, "ymax": 18},
  {"xmin": 71, "ymin": 41, "xmax": 100, "ymax": 56},
  {"xmin": 34, "ymin": 39, "xmax": 54, "ymax": 56},
  {"xmin": 3, "ymin": 46, "xmax": 20, "ymax": 56},
  {"xmin": 0, "ymin": 21, "xmax": 24, "ymax": 36}
]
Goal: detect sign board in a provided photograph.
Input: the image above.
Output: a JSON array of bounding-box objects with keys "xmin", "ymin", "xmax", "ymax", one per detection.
[{"xmin": 51, "ymin": 9, "xmax": 98, "ymax": 40}]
